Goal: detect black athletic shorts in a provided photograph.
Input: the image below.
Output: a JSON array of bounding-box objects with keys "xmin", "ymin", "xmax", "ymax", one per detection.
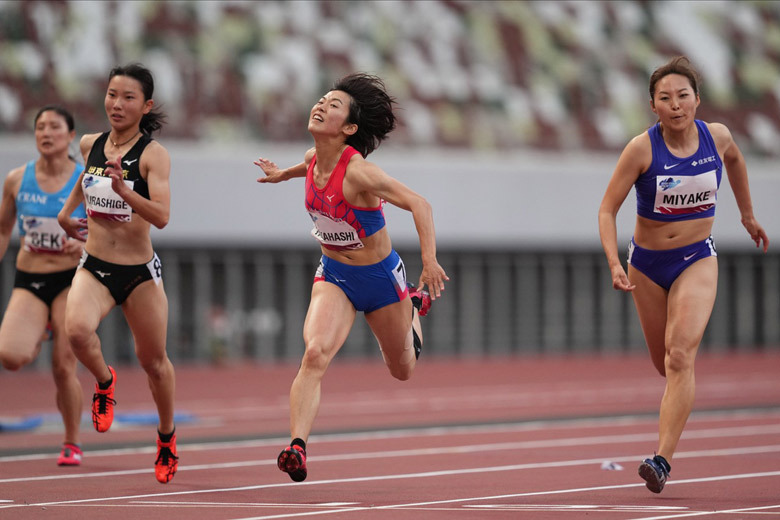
[
  {"xmin": 79, "ymin": 252, "xmax": 163, "ymax": 305},
  {"xmin": 14, "ymin": 268, "xmax": 77, "ymax": 306}
]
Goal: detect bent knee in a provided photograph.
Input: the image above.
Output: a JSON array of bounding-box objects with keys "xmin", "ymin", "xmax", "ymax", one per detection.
[
  {"xmin": 382, "ymin": 345, "xmax": 416, "ymax": 381},
  {"xmin": 65, "ymin": 319, "xmax": 95, "ymax": 349},
  {"xmin": 665, "ymin": 346, "xmax": 695, "ymax": 374},
  {"xmin": 300, "ymin": 342, "xmax": 332, "ymax": 373},
  {"xmin": 0, "ymin": 352, "xmax": 33, "ymax": 371},
  {"xmin": 137, "ymin": 353, "xmax": 171, "ymax": 378},
  {"xmin": 51, "ymin": 356, "xmax": 78, "ymax": 382},
  {"xmin": 388, "ymin": 366, "xmax": 413, "ymax": 381}
]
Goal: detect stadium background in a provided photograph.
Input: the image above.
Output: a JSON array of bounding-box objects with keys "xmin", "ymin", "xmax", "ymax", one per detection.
[{"xmin": 0, "ymin": 0, "xmax": 778, "ymax": 366}]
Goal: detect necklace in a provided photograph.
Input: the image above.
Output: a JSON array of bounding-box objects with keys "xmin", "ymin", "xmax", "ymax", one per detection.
[{"xmin": 109, "ymin": 131, "xmax": 140, "ymax": 147}]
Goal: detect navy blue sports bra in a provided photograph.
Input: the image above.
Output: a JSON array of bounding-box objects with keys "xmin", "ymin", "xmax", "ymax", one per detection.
[{"xmin": 635, "ymin": 120, "xmax": 722, "ymax": 222}]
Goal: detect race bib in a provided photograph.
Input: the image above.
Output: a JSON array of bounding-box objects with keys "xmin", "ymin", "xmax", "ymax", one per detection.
[
  {"xmin": 146, "ymin": 253, "xmax": 163, "ymax": 285},
  {"xmin": 308, "ymin": 211, "xmax": 364, "ymax": 250},
  {"xmin": 654, "ymin": 170, "xmax": 718, "ymax": 215},
  {"xmin": 21, "ymin": 216, "xmax": 67, "ymax": 252},
  {"xmin": 82, "ymin": 174, "xmax": 134, "ymax": 222},
  {"xmin": 391, "ymin": 255, "xmax": 407, "ymax": 293}
]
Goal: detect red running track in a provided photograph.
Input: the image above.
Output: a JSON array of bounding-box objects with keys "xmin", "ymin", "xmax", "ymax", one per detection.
[{"xmin": 1, "ymin": 351, "xmax": 779, "ymax": 519}]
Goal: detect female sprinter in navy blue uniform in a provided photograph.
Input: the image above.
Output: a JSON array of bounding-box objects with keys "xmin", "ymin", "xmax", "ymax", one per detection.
[
  {"xmin": 255, "ymin": 73, "xmax": 448, "ymax": 482},
  {"xmin": 598, "ymin": 56, "xmax": 768, "ymax": 493},
  {"xmin": 58, "ymin": 64, "xmax": 178, "ymax": 483},
  {"xmin": 0, "ymin": 105, "xmax": 86, "ymax": 466}
]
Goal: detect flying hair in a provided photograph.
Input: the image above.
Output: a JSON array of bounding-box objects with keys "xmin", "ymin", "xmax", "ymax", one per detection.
[{"xmin": 332, "ymin": 73, "xmax": 396, "ymax": 157}]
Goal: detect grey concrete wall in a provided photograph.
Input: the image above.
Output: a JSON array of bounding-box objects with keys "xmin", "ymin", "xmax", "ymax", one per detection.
[{"xmin": 1, "ymin": 136, "xmax": 776, "ymax": 251}]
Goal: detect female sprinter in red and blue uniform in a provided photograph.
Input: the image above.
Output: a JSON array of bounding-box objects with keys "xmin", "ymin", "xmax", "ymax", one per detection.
[{"xmin": 255, "ymin": 73, "xmax": 448, "ymax": 482}]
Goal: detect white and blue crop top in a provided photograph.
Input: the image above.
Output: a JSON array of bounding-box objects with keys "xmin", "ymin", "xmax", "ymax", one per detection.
[
  {"xmin": 635, "ymin": 120, "xmax": 722, "ymax": 221},
  {"xmin": 16, "ymin": 160, "xmax": 86, "ymax": 253}
]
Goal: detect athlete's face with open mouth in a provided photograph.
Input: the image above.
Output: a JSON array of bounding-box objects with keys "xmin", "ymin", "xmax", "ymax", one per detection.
[{"xmin": 651, "ymin": 73, "xmax": 700, "ymax": 130}]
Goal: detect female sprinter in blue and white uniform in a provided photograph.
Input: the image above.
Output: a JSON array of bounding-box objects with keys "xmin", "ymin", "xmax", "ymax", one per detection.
[
  {"xmin": 58, "ymin": 63, "xmax": 178, "ymax": 484},
  {"xmin": 598, "ymin": 56, "xmax": 768, "ymax": 494},
  {"xmin": 0, "ymin": 105, "xmax": 86, "ymax": 466},
  {"xmin": 255, "ymin": 73, "xmax": 449, "ymax": 482}
]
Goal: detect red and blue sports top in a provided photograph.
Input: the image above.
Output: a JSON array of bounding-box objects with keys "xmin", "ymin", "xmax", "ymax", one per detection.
[
  {"xmin": 635, "ymin": 119, "xmax": 722, "ymax": 221},
  {"xmin": 305, "ymin": 146, "xmax": 386, "ymax": 250}
]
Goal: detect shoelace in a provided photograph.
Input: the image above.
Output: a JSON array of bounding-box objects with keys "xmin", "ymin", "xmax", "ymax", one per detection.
[
  {"xmin": 92, "ymin": 392, "xmax": 116, "ymax": 415},
  {"xmin": 408, "ymin": 285, "xmax": 431, "ymax": 314},
  {"xmin": 60, "ymin": 445, "xmax": 81, "ymax": 462},
  {"xmin": 652, "ymin": 453, "xmax": 670, "ymax": 476},
  {"xmin": 156, "ymin": 445, "xmax": 178, "ymax": 466}
]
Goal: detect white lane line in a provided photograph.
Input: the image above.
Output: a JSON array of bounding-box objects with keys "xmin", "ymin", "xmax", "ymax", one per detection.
[
  {"xmin": 0, "ymin": 424, "xmax": 780, "ymax": 484},
  {"xmin": 224, "ymin": 472, "xmax": 780, "ymax": 520},
  {"xmin": 0, "ymin": 418, "xmax": 780, "ymax": 484},
  {"xmin": 123, "ymin": 502, "xmax": 694, "ymax": 513},
  {"xmin": 3, "ymin": 416, "xmax": 779, "ymax": 466},
  {"xmin": 129, "ymin": 501, "xmax": 360, "ymax": 509},
  {"xmin": 627, "ymin": 504, "xmax": 780, "ymax": 520},
  {"xmin": 2, "ymin": 422, "xmax": 779, "ymax": 484},
  {"xmin": 464, "ymin": 504, "xmax": 690, "ymax": 511},
  {"xmin": 2, "ymin": 447, "xmax": 779, "ymax": 511}
]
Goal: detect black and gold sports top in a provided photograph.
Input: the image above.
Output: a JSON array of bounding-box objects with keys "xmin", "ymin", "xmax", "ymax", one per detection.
[{"xmin": 82, "ymin": 132, "xmax": 151, "ymax": 222}]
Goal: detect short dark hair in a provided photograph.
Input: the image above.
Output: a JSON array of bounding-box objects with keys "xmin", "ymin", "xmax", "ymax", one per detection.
[
  {"xmin": 332, "ymin": 73, "xmax": 396, "ymax": 157},
  {"xmin": 109, "ymin": 63, "xmax": 167, "ymax": 136},
  {"xmin": 649, "ymin": 56, "xmax": 701, "ymax": 101},
  {"xmin": 34, "ymin": 105, "xmax": 75, "ymax": 132}
]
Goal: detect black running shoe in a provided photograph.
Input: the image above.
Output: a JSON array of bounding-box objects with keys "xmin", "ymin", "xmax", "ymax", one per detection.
[{"xmin": 278, "ymin": 445, "xmax": 307, "ymax": 482}]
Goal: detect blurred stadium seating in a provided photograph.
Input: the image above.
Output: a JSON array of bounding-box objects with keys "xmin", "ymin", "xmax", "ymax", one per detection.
[
  {"xmin": 1, "ymin": 1, "xmax": 778, "ymax": 362},
  {"xmin": 0, "ymin": 0, "xmax": 779, "ymax": 156}
]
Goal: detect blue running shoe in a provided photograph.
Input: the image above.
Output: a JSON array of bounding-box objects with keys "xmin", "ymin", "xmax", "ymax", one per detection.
[{"xmin": 638, "ymin": 456, "xmax": 670, "ymax": 493}]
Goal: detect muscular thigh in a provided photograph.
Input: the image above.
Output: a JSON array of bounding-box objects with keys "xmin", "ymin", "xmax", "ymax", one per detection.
[
  {"xmin": 666, "ymin": 257, "xmax": 717, "ymax": 346},
  {"xmin": 50, "ymin": 290, "xmax": 78, "ymax": 367},
  {"xmin": 122, "ymin": 280, "xmax": 168, "ymax": 362},
  {"xmin": 66, "ymin": 269, "xmax": 115, "ymax": 330},
  {"xmin": 365, "ymin": 297, "xmax": 413, "ymax": 354},
  {"xmin": 628, "ymin": 265, "xmax": 668, "ymax": 368},
  {"xmin": 0, "ymin": 289, "xmax": 49, "ymax": 356},
  {"xmin": 303, "ymin": 282, "xmax": 355, "ymax": 359}
]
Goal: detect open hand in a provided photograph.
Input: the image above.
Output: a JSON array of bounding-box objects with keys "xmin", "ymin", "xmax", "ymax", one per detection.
[
  {"xmin": 417, "ymin": 262, "xmax": 449, "ymax": 300},
  {"xmin": 254, "ymin": 157, "xmax": 286, "ymax": 183}
]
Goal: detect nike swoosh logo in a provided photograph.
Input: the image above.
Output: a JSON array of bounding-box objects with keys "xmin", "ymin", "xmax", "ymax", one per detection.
[
  {"xmin": 664, "ymin": 163, "xmax": 681, "ymax": 170},
  {"xmin": 683, "ymin": 253, "xmax": 697, "ymax": 261},
  {"xmin": 124, "ymin": 158, "xmax": 138, "ymax": 165}
]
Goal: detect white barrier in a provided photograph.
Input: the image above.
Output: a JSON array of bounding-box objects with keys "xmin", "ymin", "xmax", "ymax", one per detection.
[{"xmin": 1, "ymin": 137, "xmax": 775, "ymax": 250}]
